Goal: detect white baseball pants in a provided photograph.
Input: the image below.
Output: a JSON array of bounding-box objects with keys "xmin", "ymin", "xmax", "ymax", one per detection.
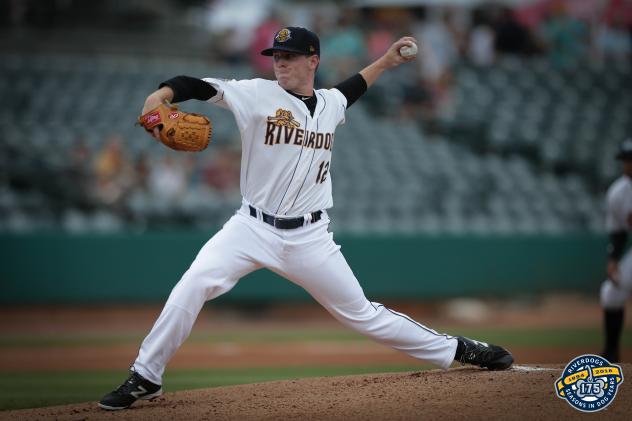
[
  {"xmin": 601, "ymin": 248, "xmax": 632, "ymax": 309},
  {"xmin": 133, "ymin": 203, "xmax": 458, "ymax": 385}
]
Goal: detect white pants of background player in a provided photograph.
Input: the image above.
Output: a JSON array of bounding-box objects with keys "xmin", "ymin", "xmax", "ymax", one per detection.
[
  {"xmin": 133, "ymin": 203, "xmax": 459, "ymax": 385},
  {"xmin": 601, "ymin": 249, "xmax": 632, "ymax": 309}
]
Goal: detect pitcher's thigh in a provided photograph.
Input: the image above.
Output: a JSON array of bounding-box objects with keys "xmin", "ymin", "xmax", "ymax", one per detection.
[
  {"xmin": 167, "ymin": 216, "xmax": 264, "ymax": 307},
  {"xmin": 284, "ymin": 249, "xmax": 369, "ymax": 311}
]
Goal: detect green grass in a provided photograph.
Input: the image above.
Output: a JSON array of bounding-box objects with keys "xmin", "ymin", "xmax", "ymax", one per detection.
[{"xmin": 0, "ymin": 365, "xmax": 425, "ymax": 411}]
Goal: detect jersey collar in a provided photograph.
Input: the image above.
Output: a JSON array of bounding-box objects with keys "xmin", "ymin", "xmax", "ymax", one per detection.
[{"xmin": 284, "ymin": 88, "xmax": 318, "ymax": 118}]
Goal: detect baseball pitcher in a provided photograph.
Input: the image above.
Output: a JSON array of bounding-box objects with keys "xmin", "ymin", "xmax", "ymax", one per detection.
[{"xmin": 99, "ymin": 27, "xmax": 514, "ymax": 410}]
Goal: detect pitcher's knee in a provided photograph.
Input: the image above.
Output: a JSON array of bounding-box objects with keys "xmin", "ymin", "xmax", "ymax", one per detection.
[{"xmin": 168, "ymin": 268, "xmax": 235, "ymax": 307}]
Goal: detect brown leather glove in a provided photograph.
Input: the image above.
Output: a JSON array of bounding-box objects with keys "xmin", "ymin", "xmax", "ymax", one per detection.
[{"xmin": 138, "ymin": 102, "xmax": 212, "ymax": 152}]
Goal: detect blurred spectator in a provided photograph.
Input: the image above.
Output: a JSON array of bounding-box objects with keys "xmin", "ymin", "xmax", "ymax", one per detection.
[
  {"xmin": 69, "ymin": 135, "xmax": 91, "ymax": 175},
  {"xmin": 202, "ymin": 145, "xmax": 241, "ymax": 197},
  {"xmin": 468, "ymin": 24, "xmax": 496, "ymax": 66},
  {"xmin": 537, "ymin": 2, "xmax": 588, "ymax": 68},
  {"xmin": 603, "ymin": 0, "xmax": 632, "ymax": 28},
  {"xmin": 321, "ymin": 11, "xmax": 367, "ymax": 85},
  {"xmin": 410, "ymin": 7, "xmax": 458, "ymax": 126},
  {"xmin": 468, "ymin": 8, "xmax": 496, "ymax": 66},
  {"xmin": 205, "ymin": 0, "xmax": 273, "ymax": 62},
  {"xmin": 412, "ymin": 8, "xmax": 458, "ymax": 84},
  {"xmin": 65, "ymin": 135, "xmax": 93, "ymax": 208},
  {"xmin": 92, "ymin": 134, "xmax": 134, "ymax": 209},
  {"xmin": 493, "ymin": 7, "xmax": 538, "ymax": 55},
  {"xmin": 366, "ymin": 24, "xmax": 395, "ymax": 62},
  {"xmin": 215, "ymin": 27, "xmax": 249, "ymax": 65},
  {"xmin": 148, "ymin": 155, "xmax": 191, "ymax": 204},
  {"xmin": 594, "ymin": 15, "xmax": 631, "ymax": 65},
  {"xmin": 133, "ymin": 152, "xmax": 151, "ymax": 194},
  {"xmin": 399, "ymin": 77, "xmax": 431, "ymax": 121},
  {"xmin": 250, "ymin": 13, "xmax": 283, "ymax": 78},
  {"xmin": 363, "ymin": 8, "xmax": 398, "ymax": 62}
]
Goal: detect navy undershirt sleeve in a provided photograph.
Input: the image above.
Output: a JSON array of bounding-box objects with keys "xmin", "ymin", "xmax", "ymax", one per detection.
[
  {"xmin": 159, "ymin": 75, "xmax": 217, "ymax": 103},
  {"xmin": 333, "ymin": 73, "xmax": 368, "ymax": 108}
]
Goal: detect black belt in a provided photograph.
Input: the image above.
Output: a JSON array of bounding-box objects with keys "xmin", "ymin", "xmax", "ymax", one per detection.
[{"xmin": 249, "ymin": 205, "xmax": 322, "ymax": 229}]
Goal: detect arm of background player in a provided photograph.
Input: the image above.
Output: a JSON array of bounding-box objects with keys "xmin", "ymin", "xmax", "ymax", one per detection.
[{"xmin": 359, "ymin": 36, "xmax": 417, "ymax": 88}]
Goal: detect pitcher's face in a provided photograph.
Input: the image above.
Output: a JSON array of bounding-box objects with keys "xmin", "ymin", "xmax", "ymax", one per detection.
[{"xmin": 272, "ymin": 51, "xmax": 318, "ymax": 93}]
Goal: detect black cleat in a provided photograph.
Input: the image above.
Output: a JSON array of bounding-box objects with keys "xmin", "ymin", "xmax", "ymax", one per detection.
[
  {"xmin": 99, "ymin": 371, "xmax": 162, "ymax": 410},
  {"xmin": 455, "ymin": 336, "xmax": 514, "ymax": 370}
]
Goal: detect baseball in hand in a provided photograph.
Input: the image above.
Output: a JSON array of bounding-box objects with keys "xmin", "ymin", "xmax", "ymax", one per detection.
[{"xmin": 399, "ymin": 42, "xmax": 418, "ymax": 58}]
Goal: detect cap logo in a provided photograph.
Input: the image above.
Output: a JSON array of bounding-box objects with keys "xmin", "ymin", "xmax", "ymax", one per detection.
[
  {"xmin": 275, "ymin": 28, "xmax": 291, "ymax": 43},
  {"xmin": 309, "ymin": 45, "xmax": 315, "ymax": 53}
]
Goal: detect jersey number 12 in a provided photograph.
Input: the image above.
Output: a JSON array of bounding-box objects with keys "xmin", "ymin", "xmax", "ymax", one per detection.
[{"xmin": 316, "ymin": 161, "xmax": 329, "ymax": 184}]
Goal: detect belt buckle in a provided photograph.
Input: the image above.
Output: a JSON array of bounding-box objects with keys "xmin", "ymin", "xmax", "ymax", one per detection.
[{"xmin": 274, "ymin": 216, "xmax": 291, "ymax": 229}]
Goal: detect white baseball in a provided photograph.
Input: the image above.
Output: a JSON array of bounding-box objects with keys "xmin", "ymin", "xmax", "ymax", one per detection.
[{"xmin": 399, "ymin": 42, "xmax": 418, "ymax": 58}]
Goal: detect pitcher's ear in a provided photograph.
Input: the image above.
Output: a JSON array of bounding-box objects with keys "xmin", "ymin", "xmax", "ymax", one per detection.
[{"xmin": 309, "ymin": 55, "xmax": 320, "ymax": 70}]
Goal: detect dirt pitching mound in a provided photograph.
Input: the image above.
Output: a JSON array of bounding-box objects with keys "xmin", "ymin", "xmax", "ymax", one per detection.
[{"xmin": 2, "ymin": 365, "xmax": 630, "ymax": 420}]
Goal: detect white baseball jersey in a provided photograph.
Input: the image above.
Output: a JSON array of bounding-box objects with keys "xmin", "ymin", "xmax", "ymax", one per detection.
[
  {"xmin": 602, "ymin": 175, "xmax": 632, "ymax": 308},
  {"xmin": 606, "ymin": 175, "xmax": 632, "ymax": 233},
  {"xmin": 203, "ymin": 78, "xmax": 347, "ymax": 217}
]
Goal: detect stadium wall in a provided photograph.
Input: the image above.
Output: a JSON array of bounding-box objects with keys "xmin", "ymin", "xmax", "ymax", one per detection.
[{"xmin": 0, "ymin": 232, "xmax": 606, "ymax": 304}]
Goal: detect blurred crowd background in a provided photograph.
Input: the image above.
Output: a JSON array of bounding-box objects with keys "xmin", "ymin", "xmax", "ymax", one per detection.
[{"xmin": 0, "ymin": 0, "xmax": 630, "ymax": 234}]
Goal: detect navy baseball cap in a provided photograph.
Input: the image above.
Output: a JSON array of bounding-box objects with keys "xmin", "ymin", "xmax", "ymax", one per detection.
[
  {"xmin": 261, "ymin": 27, "xmax": 320, "ymax": 57},
  {"xmin": 616, "ymin": 138, "xmax": 632, "ymax": 160}
]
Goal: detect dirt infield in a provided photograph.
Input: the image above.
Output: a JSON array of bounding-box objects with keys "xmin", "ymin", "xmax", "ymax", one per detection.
[{"xmin": 2, "ymin": 364, "xmax": 629, "ymax": 420}]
